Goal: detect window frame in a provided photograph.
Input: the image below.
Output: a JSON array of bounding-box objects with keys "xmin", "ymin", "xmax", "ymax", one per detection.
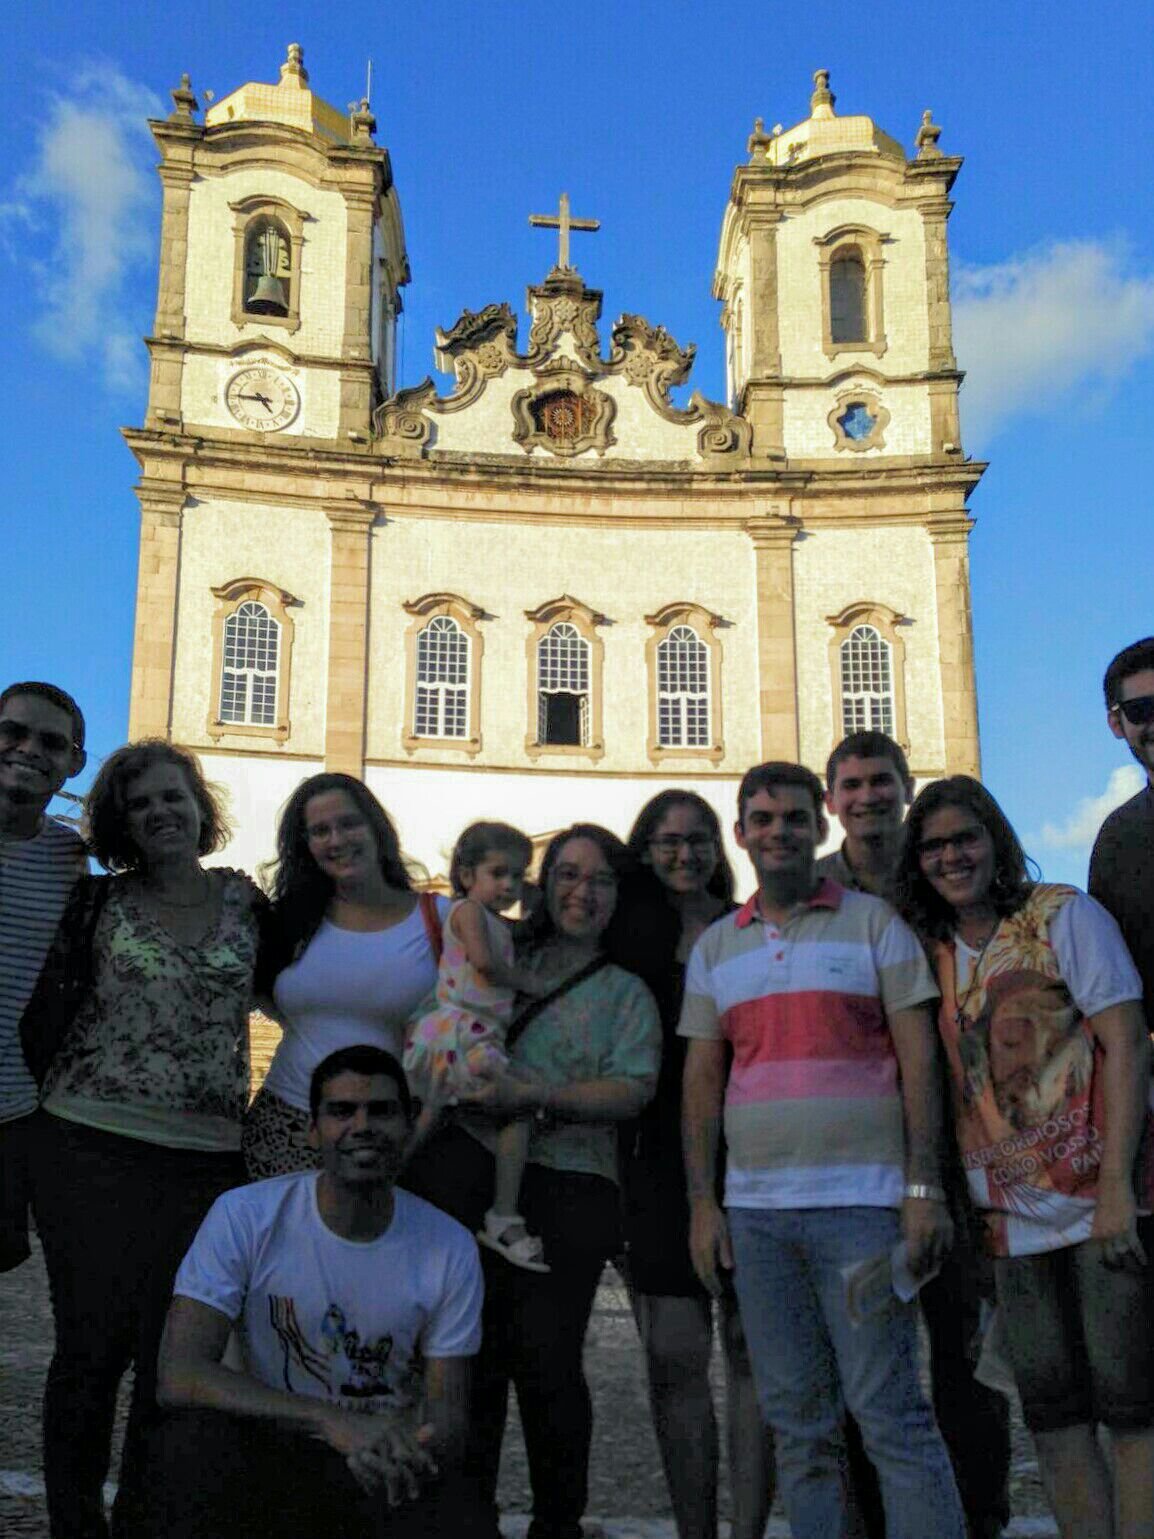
[
  {"xmin": 207, "ymin": 578, "xmax": 297, "ymax": 742},
  {"xmin": 827, "ymin": 383, "xmax": 891, "ymax": 453},
  {"xmin": 230, "ymin": 195, "xmax": 307, "ymax": 334},
  {"xmin": 826, "ymin": 601, "xmax": 909, "ymax": 752},
  {"xmin": 524, "ymin": 596, "xmax": 606, "ymax": 760},
  {"xmin": 402, "ymin": 593, "xmax": 485, "ymax": 755},
  {"xmin": 644, "ymin": 602, "xmax": 725, "ymax": 763},
  {"xmin": 814, "ymin": 225, "xmax": 888, "ymax": 361}
]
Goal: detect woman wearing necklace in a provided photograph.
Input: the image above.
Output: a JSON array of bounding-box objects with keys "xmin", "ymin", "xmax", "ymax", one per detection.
[
  {"xmin": 893, "ymin": 776, "xmax": 1154, "ymax": 1539},
  {"xmin": 23, "ymin": 741, "xmax": 264, "ymax": 1539}
]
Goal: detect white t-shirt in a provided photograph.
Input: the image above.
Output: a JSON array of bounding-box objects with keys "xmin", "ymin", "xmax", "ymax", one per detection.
[
  {"xmin": 174, "ymin": 1173, "xmax": 482, "ymax": 1412},
  {"xmin": 266, "ymin": 897, "xmax": 449, "ymax": 1111}
]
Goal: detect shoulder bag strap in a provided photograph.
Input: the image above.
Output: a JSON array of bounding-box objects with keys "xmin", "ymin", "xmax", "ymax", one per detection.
[
  {"xmin": 417, "ymin": 891, "xmax": 443, "ymax": 964},
  {"xmin": 505, "ymin": 954, "xmax": 610, "ymax": 1052}
]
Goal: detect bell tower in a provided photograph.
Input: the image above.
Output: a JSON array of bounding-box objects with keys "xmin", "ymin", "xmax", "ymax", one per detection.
[
  {"xmin": 144, "ymin": 44, "xmax": 408, "ymax": 445},
  {"xmin": 715, "ymin": 69, "xmax": 963, "ymax": 466}
]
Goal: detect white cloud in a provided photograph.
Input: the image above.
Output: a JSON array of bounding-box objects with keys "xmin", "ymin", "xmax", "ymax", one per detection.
[
  {"xmin": 953, "ymin": 240, "xmax": 1154, "ymax": 445},
  {"xmin": 1036, "ymin": 764, "xmax": 1145, "ymax": 852},
  {"xmin": 5, "ymin": 66, "xmax": 162, "ymax": 394}
]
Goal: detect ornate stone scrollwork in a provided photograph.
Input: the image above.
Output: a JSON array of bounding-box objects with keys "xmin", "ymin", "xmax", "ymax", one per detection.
[
  {"xmin": 511, "ymin": 364, "xmax": 616, "ymax": 458},
  {"xmin": 525, "ymin": 273, "xmax": 604, "ymax": 371},
  {"xmin": 431, "ymin": 303, "xmax": 518, "ymax": 412},
  {"xmin": 606, "ymin": 315, "xmax": 696, "ymax": 418},
  {"xmin": 372, "ymin": 380, "xmax": 437, "ymax": 455},
  {"xmin": 692, "ymin": 393, "xmax": 754, "ymax": 460}
]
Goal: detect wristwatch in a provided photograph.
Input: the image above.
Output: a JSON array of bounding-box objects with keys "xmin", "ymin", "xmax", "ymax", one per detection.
[{"xmin": 904, "ymin": 1182, "xmax": 947, "ymax": 1203}]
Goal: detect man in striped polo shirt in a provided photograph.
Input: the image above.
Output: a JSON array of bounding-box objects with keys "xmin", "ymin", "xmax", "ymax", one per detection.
[
  {"xmin": 681, "ymin": 761, "xmax": 964, "ymax": 1539},
  {"xmin": 0, "ymin": 681, "xmax": 87, "ymax": 1270}
]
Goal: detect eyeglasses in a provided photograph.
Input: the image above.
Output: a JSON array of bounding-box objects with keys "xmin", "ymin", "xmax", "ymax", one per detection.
[
  {"xmin": 0, "ymin": 719, "xmax": 78, "ymax": 755},
  {"xmin": 552, "ymin": 864, "xmax": 618, "ymax": 894},
  {"xmin": 648, "ymin": 834, "xmax": 716, "ymax": 856},
  {"xmin": 1113, "ymin": 694, "xmax": 1154, "ymax": 728},
  {"xmin": 917, "ymin": 828, "xmax": 987, "ymax": 864}
]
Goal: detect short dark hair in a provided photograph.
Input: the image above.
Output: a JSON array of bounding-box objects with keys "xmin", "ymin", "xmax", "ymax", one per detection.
[
  {"xmin": 891, "ymin": 776, "xmax": 1034, "ymax": 940},
  {"xmin": 826, "ymin": 731, "xmax": 911, "ymax": 792},
  {"xmin": 449, "ymin": 821, "xmax": 533, "ymax": 898},
  {"xmin": 308, "ymin": 1045, "xmax": 413, "ymax": 1121},
  {"xmin": 737, "ymin": 762, "xmax": 825, "ymax": 824},
  {"xmin": 1104, "ymin": 637, "xmax": 1154, "ymax": 708},
  {"xmin": 0, "ymin": 681, "xmax": 86, "ymax": 750},
  {"xmin": 85, "ymin": 740, "xmax": 230, "ymax": 872}
]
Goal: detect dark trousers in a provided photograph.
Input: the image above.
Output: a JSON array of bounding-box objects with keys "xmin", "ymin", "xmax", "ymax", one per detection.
[
  {"xmin": 403, "ymin": 1125, "xmax": 620, "ymax": 1539},
  {"xmin": 30, "ymin": 1115, "xmax": 242, "ymax": 1539},
  {"xmin": 136, "ymin": 1409, "xmax": 459, "ymax": 1539},
  {"xmin": 0, "ymin": 1108, "xmax": 37, "ymax": 1271},
  {"xmin": 848, "ymin": 1238, "xmax": 1011, "ymax": 1538}
]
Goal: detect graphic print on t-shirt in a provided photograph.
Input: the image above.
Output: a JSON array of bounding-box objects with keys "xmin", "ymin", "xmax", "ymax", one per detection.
[{"xmin": 268, "ymin": 1294, "xmax": 409, "ymax": 1407}]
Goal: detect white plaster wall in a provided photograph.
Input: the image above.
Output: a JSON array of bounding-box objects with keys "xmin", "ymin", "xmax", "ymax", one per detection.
[
  {"xmin": 792, "ymin": 523, "xmax": 944, "ymax": 771},
  {"xmin": 364, "ymin": 516, "xmax": 762, "ymax": 773},
  {"xmin": 170, "ymin": 497, "xmax": 331, "ymax": 755},
  {"xmin": 183, "ymin": 168, "xmax": 349, "ymax": 355},
  {"xmin": 776, "ymin": 198, "xmax": 929, "ymax": 378},
  {"xmin": 201, "ymin": 752, "xmax": 324, "ymax": 879},
  {"xmin": 180, "ymin": 351, "xmax": 340, "ymax": 439},
  {"xmin": 783, "ymin": 380, "xmax": 932, "ymax": 458}
]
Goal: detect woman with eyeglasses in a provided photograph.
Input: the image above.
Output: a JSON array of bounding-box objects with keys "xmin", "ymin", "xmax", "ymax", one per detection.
[
  {"xmin": 402, "ymin": 823, "xmax": 660, "ymax": 1539},
  {"xmin": 618, "ymin": 791, "xmax": 774, "ymax": 1539},
  {"xmin": 892, "ymin": 775, "xmax": 1154, "ymax": 1539}
]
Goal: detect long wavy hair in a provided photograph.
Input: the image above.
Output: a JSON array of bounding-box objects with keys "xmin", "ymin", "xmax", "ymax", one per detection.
[
  {"xmin": 85, "ymin": 740, "xmax": 230, "ymax": 873},
  {"xmin": 892, "ymin": 776, "xmax": 1035, "ymax": 941},
  {"xmin": 518, "ymin": 822, "xmax": 638, "ymax": 965},
  {"xmin": 263, "ymin": 774, "xmax": 413, "ymax": 970}
]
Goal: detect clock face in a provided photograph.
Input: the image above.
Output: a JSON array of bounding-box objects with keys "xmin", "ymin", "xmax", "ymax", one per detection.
[{"xmin": 224, "ymin": 366, "xmax": 301, "ymax": 432}]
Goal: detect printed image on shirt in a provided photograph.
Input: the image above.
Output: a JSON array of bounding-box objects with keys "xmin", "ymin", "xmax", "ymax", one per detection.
[{"xmin": 268, "ymin": 1295, "xmax": 416, "ymax": 1409}]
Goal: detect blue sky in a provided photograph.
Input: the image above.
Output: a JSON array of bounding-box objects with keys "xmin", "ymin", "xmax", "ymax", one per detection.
[{"xmin": 2, "ymin": 0, "xmax": 1152, "ymax": 884}]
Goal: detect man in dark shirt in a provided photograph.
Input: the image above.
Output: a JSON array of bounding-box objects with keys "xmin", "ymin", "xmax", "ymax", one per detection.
[{"xmin": 1090, "ymin": 636, "xmax": 1154, "ymax": 1025}]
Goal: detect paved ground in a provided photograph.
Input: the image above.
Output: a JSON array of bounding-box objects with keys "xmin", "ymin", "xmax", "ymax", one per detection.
[{"xmin": 0, "ymin": 1019, "xmax": 1056, "ymax": 1536}]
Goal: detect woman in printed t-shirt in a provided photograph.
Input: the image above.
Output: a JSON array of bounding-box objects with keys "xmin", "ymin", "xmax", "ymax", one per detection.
[
  {"xmin": 893, "ymin": 775, "xmax": 1154, "ymax": 1539},
  {"xmin": 243, "ymin": 773, "xmax": 448, "ymax": 1179}
]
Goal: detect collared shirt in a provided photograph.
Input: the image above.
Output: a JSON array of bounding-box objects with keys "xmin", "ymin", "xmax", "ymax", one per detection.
[
  {"xmin": 678, "ymin": 879, "xmax": 938, "ymax": 1211},
  {"xmin": 815, "ymin": 842, "xmax": 860, "ymax": 890}
]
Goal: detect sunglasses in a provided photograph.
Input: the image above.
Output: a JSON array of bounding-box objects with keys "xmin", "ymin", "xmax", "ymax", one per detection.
[
  {"xmin": 1113, "ymin": 694, "xmax": 1154, "ymax": 728},
  {"xmin": 0, "ymin": 719, "xmax": 79, "ymax": 755}
]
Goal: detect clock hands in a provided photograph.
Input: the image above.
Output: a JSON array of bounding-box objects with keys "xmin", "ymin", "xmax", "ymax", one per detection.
[{"xmin": 237, "ymin": 391, "xmax": 274, "ymax": 412}]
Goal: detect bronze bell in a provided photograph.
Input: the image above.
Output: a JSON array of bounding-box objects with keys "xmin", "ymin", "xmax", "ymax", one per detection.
[{"xmin": 246, "ymin": 273, "xmax": 288, "ymax": 315}]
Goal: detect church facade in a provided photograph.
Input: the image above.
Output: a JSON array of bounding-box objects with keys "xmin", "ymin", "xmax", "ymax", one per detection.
[{"xmin": 126, "ymin": 46, "xmax": 984, "ymax": 882}]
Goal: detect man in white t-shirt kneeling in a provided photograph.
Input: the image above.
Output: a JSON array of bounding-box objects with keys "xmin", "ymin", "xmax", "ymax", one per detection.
[{"xmin": 144, "ymin": 1044, "xmax": 483, "ymax": 1539}]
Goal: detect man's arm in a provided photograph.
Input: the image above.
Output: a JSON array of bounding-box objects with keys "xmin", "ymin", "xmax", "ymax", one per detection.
[
  {"xmin": 159, "ymin": 1297, "xmax": 436, "ymax": 1496},
  {"xmin": 682, "ymin": 1037, "xmax": 731, "ymax": 1297},
  {"xmin": 886, "ymin": 1002, "xmax": 954, "ymax": 1278},
  {"xmin": 1088, "ymin": 1000, "xmax": 1151, "ymax": 1267}
]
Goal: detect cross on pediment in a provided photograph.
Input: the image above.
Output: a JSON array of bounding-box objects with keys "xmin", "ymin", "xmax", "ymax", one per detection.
[{"xmin": 529, "ymin": 192, "xmax": 600, "ymax": 272}]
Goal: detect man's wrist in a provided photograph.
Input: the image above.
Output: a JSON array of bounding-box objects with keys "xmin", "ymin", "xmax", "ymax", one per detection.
[{"xmin": 903, "ymin": 1182, "xmax": 947, "ymax": 1204}]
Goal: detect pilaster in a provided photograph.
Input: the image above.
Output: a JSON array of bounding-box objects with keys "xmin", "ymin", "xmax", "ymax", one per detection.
[
  {"xmin": 128, "ymin": 486, "xmax": 186, "ymax": 740},
  {"xmin": 336, "ymin": 181, "xmax": 378, "ymax": 436},
  {"xmin": 323, "ymin": 505, "xmax": 376, "ymax": 774},
  {"xmin": 928, "ymin": 511, "xmax": 980, "ymax": 776},
  {"xmin": 747, "ymin": 509, "xmax": 801, "ymax": 761}
]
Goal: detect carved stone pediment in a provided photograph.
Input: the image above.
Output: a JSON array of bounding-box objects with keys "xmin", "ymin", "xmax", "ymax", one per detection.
[
  {"xmin": 511, "ymin": 364, "xmax": 616, "ymax": 458},
  {"xmin": 690, "ymin": 391, "xmax": 754, "ymax": 461},
  {"xmin": 432, "ymin": 303, "xmax": 518, "ymax": 410},
  {"xmin": 525, "ymin": 271, "xmax": 604, "ymax": 372},
  {"xmin": 607, "ymin": 315, "xmax": 696, "ymax": 416},
  {"xmin": 373, "ymin": 379, "xmax": 437, "ymax": 456}
]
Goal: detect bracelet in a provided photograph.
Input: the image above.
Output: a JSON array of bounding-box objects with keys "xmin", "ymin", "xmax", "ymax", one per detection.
[
  {"xmin": 534, "ymin": 1086, "xmax": 551, "ymax": 1124},
  {"xmin": 904, "ymin": 1182, "xmax": 947, "ymax": 1203}
]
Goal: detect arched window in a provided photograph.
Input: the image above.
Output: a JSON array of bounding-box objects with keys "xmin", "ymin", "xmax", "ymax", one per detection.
[
  {"xmin": 415, "ymin": 616, "xmax": 469, "ymax": 739},
  {"xmin": 829, "ymin": 250, "xmax": 866, "ymax": 344},
  {"xmin": 537, "ymin": 622, "xmax": 590, "ymax": 746},
  {"xmin": 209, "ymin": 578, "xmax": 297, "ymax": 741},
  {"xmin": 657, "ymin": 626, "xmax": 710, "ymax": 748},
  {"xmin": 402, "ymin": 594, "xmax": 485, "ymax": 753},
  {"xmin": 840, "ymin": 625, "xmax": 894, "ymax": 735},
  {"xmin": 243, "ymin": 220, "xmax": 292, "ymax": 317}
]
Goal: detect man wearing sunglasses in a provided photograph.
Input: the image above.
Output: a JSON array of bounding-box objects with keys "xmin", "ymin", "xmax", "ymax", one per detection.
[
  {"xmin": 0, "ymin": 680, "xmax": 87, "ymax": 1270},
  {"xmin": 1090, "ymin": 637, "xmax": 1154, "ymax": 1029}
]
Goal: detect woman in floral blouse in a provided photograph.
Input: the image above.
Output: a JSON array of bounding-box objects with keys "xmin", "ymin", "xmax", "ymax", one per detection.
[
  {"xmin": 24, "ymin": 740, "xmax": 263, "ymax": 1539},
  {"xmin": 892, "ymin": 776, "xmax": 1154, "ymax": 1539}
]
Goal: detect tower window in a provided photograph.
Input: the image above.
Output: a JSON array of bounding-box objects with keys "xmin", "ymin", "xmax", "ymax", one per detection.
[
  {"xmin": 830, "ymin": 250, "xmax": 866, "ymax": 343},
  {"xmin": 414, "ymin": 616, "xmax": 470, "ymax": 739},
  {"xmin": 243, "ymin": 220, "xmax": 292, "ymax": 318},
  {"xmin": 220, "ymin": 601, "xmax": 280, "ymax": 726},
  {"xmin": 657, "ymin": 626, "xmax": 711, "ymax": 748},
  {"xmin": 840, "ymin": 624, "xmax": 894, "ymax": 735},
  {"xmin": 537, "ymin": 622, "xmax": 590, "ymax": 746}
]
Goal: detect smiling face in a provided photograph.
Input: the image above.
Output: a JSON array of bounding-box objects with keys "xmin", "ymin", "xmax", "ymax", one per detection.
[
  {"xmin": 916, "ymin": 804, "xmax": 997, "ymax": 917},
  {"xmin": 303, "ymin": 789, "xmax": 379, "ymax": 887},
  {"xmin": 0, "ymin": 692, "xmax": 85, "ymax": 819},
  {"xmin": 735, "ymin": 785, "xmax": 825, "ymax": 892},
  {"xmin": 642, "ymin": 801, "xmax": 719, "ymax": 899},
  {"xmin": 308, "ymin": 1069, "xmax": 410, "ymax": 1190},
  {"xmin": 1109, "ymin": 666, "xmax": 1154, "ymax": 782},
  {"xmin": 825, "ymin": 753, "xmax": 912, "ymax": 848},
  {"xmin": 122, "ymin": 761, "xmax": 204, "ymax": 867},
  {"xmin": 546, "ymin": 835, "xmax": 619, "ymax": 943}
]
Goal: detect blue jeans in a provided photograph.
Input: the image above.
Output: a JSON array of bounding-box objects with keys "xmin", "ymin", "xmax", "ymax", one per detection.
[{"xmin": 728, "ymin": 1205, "xmax": 965, "ymax": 1539}]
